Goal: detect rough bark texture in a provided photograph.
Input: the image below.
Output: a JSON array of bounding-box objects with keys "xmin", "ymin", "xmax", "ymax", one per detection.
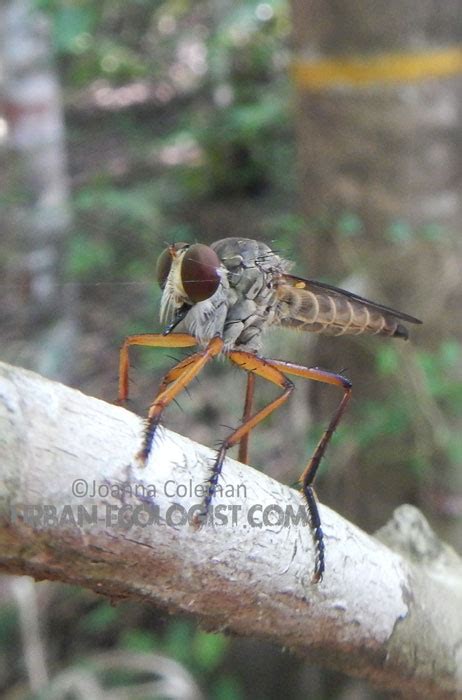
[{"xmin": 0, "ymin": 361, "xmax": 461, "ymax": 697}]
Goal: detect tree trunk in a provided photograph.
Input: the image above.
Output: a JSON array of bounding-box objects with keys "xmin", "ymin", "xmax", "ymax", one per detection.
[
  {"xmin": 0, "ymin": 0, "xmax": 77, "ymax": 382},
  {"xmin": 291, "ymin": 1, "xmax": 462, "ymax": 252},
  {"xmin": 289, "ymin": 0, "xmax": 462, "ymax": 549}
]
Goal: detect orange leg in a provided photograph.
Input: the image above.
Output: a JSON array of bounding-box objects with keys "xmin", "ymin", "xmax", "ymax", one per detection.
[
  {"xmin": 197, "ymin": 350, "xmax": 293, "ymax": 519},
  {"xmin": 265, "ymin": 359, "xmax": 352, "ymax": 487},
  {"xmin": 118, "ymin": 333, "xmax": 197, "ymax": 404},
  {"xmin": 265, "ymin": 358, "xmax": 352, "ymax": 582},
  {"xmin": 119, "ymin": 332, "xmax": 351, "ymax": 582},
  {"xmin": 138, "ymin": 336, "xmax": 224, "ymax": 463},
  {"xmin": 200, "ymin": 353, "xmax": 351, "ymax": 583},
  {"xmin": 237, "ymin": 371, "xmax": 256, "ymax": 464}
]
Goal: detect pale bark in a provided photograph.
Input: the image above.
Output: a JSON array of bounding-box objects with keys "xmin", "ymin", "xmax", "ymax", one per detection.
[{"xmin": 0, "ymin": 361, "xmax": 461, "ymax": 698}]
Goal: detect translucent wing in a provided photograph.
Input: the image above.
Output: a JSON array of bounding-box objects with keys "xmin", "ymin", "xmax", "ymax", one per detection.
[{"xmin": 275, "ymin": 273, "xmax": 422, "ymax": 339}]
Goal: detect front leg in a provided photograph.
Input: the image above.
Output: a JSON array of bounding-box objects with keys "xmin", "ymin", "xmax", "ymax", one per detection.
[
  {"xmin": 138, "ymin": 336, "xmax": 224, "ymax": 464},
  {"xmin": 117, "ymin": 332, "xmax": 197, "ymax": 404}
]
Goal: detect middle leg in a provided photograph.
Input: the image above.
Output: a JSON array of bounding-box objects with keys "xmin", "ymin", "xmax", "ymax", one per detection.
[
  {"xmin": 197, "ymin": 351, "xmax": 293, "ymax": 519},
  {"xmin": 237, "ymin": 371, "xmax": 256, "ymax": 464}
]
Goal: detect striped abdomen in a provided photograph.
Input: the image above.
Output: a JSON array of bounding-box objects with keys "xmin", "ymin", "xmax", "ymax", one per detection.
[{"xmin": 275, "ymin": 284, "xmax": 412, "ymax": 339}]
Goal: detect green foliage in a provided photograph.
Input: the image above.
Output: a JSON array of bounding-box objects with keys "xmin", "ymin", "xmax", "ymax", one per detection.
[
  {"xmin": 68, "ymin": 182, "xmax": 171, "ymax": 284},
  {"xmin": 75, "ymin": 184, "xmax": 163, "ymax": 230},
  {"xmin": 355, "ymin": 399, "xmax": 409, "ymax": 448},
  {"xmin": 121, "ymin": 618, "xmax": 231, "ymax": 675},
  {"xmin": 376, "ymin": 345, "xmax": 399, "ymax": 375},
  {"xmin": 36, "ymin": 0, "xmax": 150, "ymax": 83},
  {"xmin": 66, "ymin": 231, "xmax": 115, "ymax": 278},
  {"xmin": 386, "ymin": 219, "xmax": 414, "ymax": 244},
  {"xmin": 196, "ymin": 1, "xmax": 292, "ymax": 196},
  {"xmin": 35, "ymin": 0, "xmax": 99, "ymax": 44},
  {"xmin": 417, "ymin": 341, "xmax": 462, "ymax": 408},
  {"xmin": 19, "ymin": 595, "xmax": 239, "ymax": 696},
  {"xmin": 360, "ymin": 339, "xmax": 462, "ymax": 477},
  {"xmin": 192, "ymin": 629, "xmax": 229, "ymax": 671},
  {"xmin": 386, "ymin": 219, "xmax": 452, "ymax": 244},
  {"xmin": 56, "ymin": 0, "xmax": 295, "ymax": 355},
  {"xmin": 120, "ymin": 628, "xmax": 158, "ymax": 653},
  {"xmin": 420, "ymin": 223, "xmax": 447, "ymax": 240},
  {"xmin": 50, "ymin": 5, "xmax": 99, "ymax": 53},
  {"xmin": 0, "ymin": 604, "xmax": 19, "ymax": 647},
  {"xmin": 77, "ymin": 600, "xmax": 119, "ymax": 634},
  {"xmin": 162, "ymin": 619, "xmax": 229, "ymax": 672},
  {"xmin": 264, "ymin": 213, "xmax": 307, "ymax": 262},
  {"xmin": 213, "ymin": 674, "xmax": 245, "ymax": 700},
  {"xmin": 337, "ymin": 211, "xmax": 364, "ymax": 238},
  {"xmin": 195, "ymin": 93, "xmax": 292, "ymax": 195},
  {"xmin": 163, "ymin": 619, "xmax": 194, "ymax": 666},
  {"xmin": 41, "ymin": 0, "xmax": 293, "ymax": 200}
]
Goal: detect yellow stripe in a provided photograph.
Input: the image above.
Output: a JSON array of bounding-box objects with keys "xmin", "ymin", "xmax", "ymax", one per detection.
[{"xmin": 291, "ymin": 47, "xmax": 462, "ymax": 90}]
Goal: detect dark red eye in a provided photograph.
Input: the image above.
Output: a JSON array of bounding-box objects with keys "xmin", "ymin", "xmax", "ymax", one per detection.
[
  {"xmin": 181, "ymin": 244, "xmax": 221, "ymax": 302},
  {"xmin": 156, "ymin": 247, "xmax": 172, "ymax": 289}
]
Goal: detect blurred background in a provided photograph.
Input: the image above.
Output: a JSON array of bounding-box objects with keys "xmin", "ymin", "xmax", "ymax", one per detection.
[{"xmin": 1, "ymin": 0, "xmax": 461, "ymax": 697}]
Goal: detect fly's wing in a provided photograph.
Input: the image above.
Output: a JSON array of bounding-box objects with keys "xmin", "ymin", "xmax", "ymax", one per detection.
[{"xmin": 275, "ymin": 274, "xmax": 422, "ymax": 339}]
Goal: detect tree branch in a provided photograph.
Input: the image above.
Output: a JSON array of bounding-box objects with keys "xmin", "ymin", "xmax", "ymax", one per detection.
[{"xmin": 0, "ymin": 361, "xmax": 461, "ymax": 698}]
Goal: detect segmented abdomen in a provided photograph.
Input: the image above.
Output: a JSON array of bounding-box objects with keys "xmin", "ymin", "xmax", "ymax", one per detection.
[{"xmin": 276, "ymin": 286, "xmax": 408, "ymax": 339}]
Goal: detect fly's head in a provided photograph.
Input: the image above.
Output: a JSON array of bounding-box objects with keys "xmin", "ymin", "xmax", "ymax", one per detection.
[{"xmin": 156, "ymin": 242, "xmax": 227, "ymax": 333}]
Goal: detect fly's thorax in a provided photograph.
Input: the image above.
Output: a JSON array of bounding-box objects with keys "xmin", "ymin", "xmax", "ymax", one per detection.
[
  {"xmin": 209, "ymin": 238, "xmax": 290, "ymax": 351},
  {"xmin": 211, "ymin": 237, "xmax": 291, "ymax": 287},
  {"xmin": 159, "ymin": 237, "xmax": 292, "ymax": 349}
]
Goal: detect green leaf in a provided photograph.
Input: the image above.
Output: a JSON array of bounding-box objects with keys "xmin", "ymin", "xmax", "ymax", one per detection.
[
  {"xmin": 439, "ymin": 339, "xmax": 460, "ymax": 368},
  {"xmin": 447, "ymin": 437, "xmax": 462, "ymax": 465},
  {"xmin": 337, "ymin": 212, "xmax": 363, "ymax": 237},
  {"xmin": 212, "ymin": 674, "xmax": 244, "ymax": 700},
  {"xmin": 120, "ymin": 629, "xmax": 158, "ymax": 653},
  {"xmin": 386, "ymin": 220, "xmax": 413, "ymax": 243},
  {"xmin": 192, "ymin": 631, "xmax": 229, "ymax": 670},
  {"xmin": 164, "ymin": 620, "xmax": 193, "ymax": 665},
  {"xmin": 52, "ymin": 6, "xmax": 98, "ymax": 53},
  {"xmin": 376, "ymin": 346, "xmax": 399, "ymax": 375},
  {"xmin": 420, "ymin": 223, "xmax": 446, "ymax": 240},
  {"xmin": 78, "ymin": 601, "xmax": 118, "ymax": 634},
  {"xmin": 66, "ymin": 232, "xmax": 115, "ymax": 278}
]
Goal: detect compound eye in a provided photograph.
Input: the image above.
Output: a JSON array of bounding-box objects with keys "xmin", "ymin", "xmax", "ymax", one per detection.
[
  {"xmin": 181, "ymin": 244, "xmax": 221, "ymax": 302},
  {"xmin": 155, "ymin": 247, "xmax": 173, "ymax": 289}
]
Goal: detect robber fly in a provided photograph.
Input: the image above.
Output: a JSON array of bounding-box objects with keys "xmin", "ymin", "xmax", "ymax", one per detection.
[{"xmin": 118, "ymin": 238, "xmax": 421, "ymax": 582}]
